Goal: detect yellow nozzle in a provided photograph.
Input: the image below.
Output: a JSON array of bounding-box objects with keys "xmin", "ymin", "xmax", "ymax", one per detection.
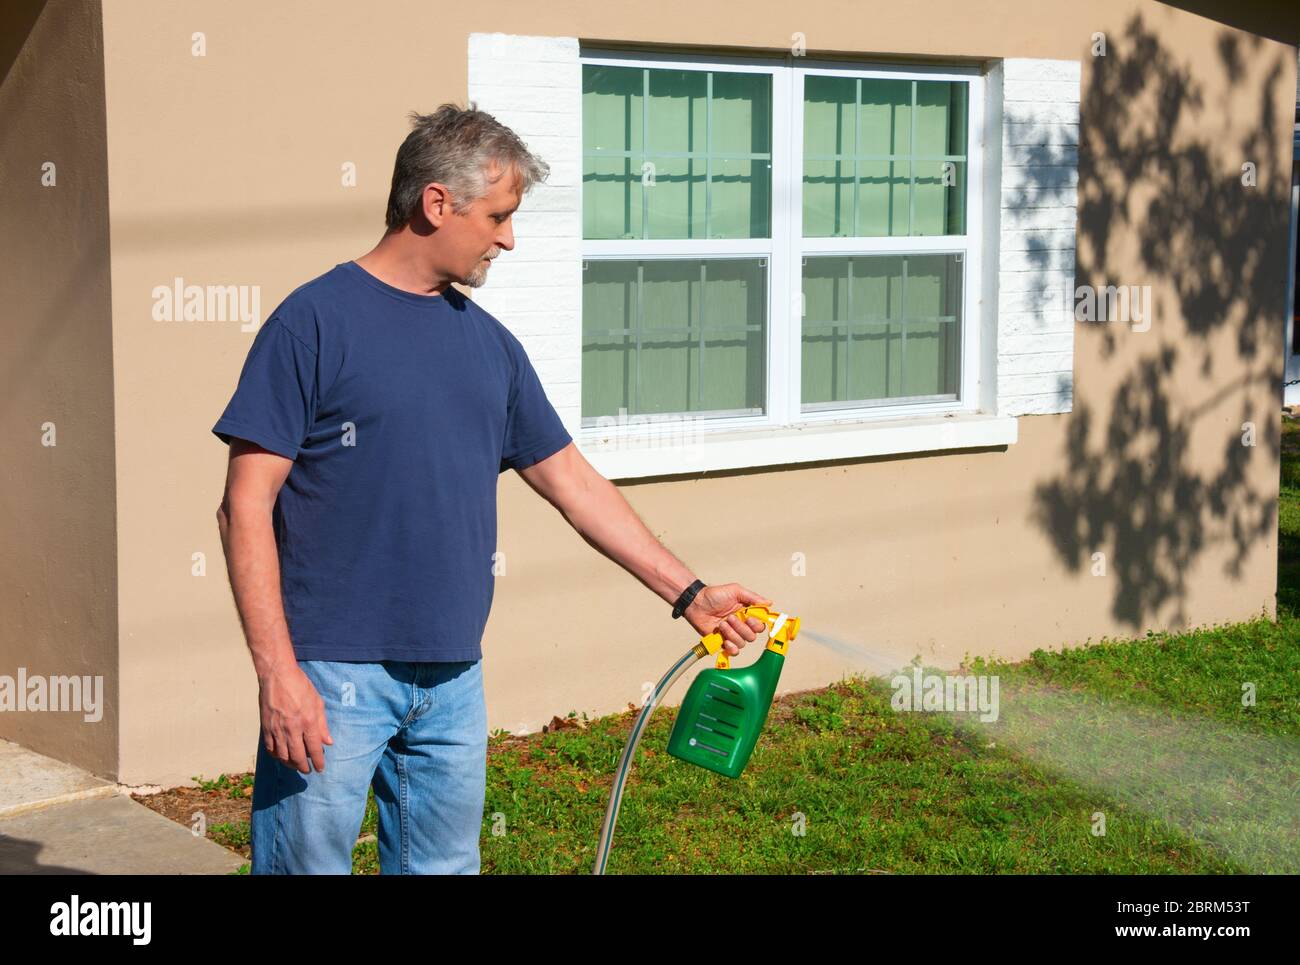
[{"xmin": 693, "ymin": 605, "xmax": 800, "ymax": 665}]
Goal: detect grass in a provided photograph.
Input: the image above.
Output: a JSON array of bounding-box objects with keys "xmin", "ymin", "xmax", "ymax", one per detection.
[
  {"xmin": 481, "ymin": 681, "xmax": 1239, "ymax": 874},
  {"xmin": 480, "ymin": 632, "xmax": 1298, "ymax": 873},
  {"xmin": 193, "ymin": 773, "xmax": 254, "ymax": 799},
  {"xmin": 203, "ymin": 415, "xmax": 1299, "ymax": 874}
]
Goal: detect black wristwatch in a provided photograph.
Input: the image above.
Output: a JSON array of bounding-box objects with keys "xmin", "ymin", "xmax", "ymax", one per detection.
[{"xmin": 671, "ymin": 579, "xmax": 706, "ymax": 619}]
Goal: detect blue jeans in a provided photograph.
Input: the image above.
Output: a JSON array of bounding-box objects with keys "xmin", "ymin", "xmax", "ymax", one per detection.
[{"xmin": 250, "ymin": 659, "xmax": 488, "ymax": 874}]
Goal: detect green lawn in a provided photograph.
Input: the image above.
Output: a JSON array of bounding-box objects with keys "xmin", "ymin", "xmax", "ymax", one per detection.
[
  {"xmin": 478, "ymin": 417, "xmax": 1300, "ymax": 874},
  {"xmin": 227, "ymin": 417, "xmax": 1300, "ymax": 874},
  {"xmin": 480, "ymin": 627, "xmax": 1297, "ymax": 873}
]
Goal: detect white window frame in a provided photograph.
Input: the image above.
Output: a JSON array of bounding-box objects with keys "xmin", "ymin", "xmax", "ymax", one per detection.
[
  {"xmin": 580, "ymin": 48, "xmax": 787, "ymax": 440},
  {"xmin": 576, "ymin": 48, "xmax": 1012, "ymax": 474},
  {"xmin": 465, "ymin": 36, "xmax": 1080, "ymax": 480},
  {"xmin": 790, "ymin": 59, "xmax": 983, "ymax": 428}
]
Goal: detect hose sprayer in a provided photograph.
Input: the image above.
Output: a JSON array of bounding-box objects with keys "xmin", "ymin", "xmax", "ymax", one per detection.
[{"xmin": 593, "ymin": 605, "xmax": 801, "ymax": 875}]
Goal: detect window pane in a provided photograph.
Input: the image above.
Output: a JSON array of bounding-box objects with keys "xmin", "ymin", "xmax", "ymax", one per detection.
[
  {"xmin": 583, "ymin": 155, "xmax": 644, "ymax": 240},
  {"xmin": 803, "ymin": 76, "xmax": 853, "ymax": 237},
  {"xmin": 583, "ymin": 65, "xmax": 643, "ymax": 153},
  {"xmin": 802, "ymin": 257, "xmax": 859, "ymax": 403},
  {"xmin": 858, "ymin": 78, "xmax": 911, "ymax": 155},
  {"xmin": 801, "ymin": 254, "xmax": 962, "ymax": 406},
  {"xmin": 582, "ymin": 262, "xmax": 637, "ymax": 420},
  {"xmin": 709, "ymin": 76, "xmax": 771, "ymax": 239},
  {"xmin": 915, "ymin": 80, "xmax": 967, "ymax": 156},
  {"xmin": 695, "ymin": 259, "xmax": 767, "ymax": 412},
  {"xmin": 644, "ymin": 156, "xmax": 706, "ymax": 239},
  {"xmin": 582, "ymin": 259, "xmax": 767, "ymax": 423},
  {"xmin": 647, "ymin": 69, "xmax": 707, "ymax": 153},
  {"xmin": 802, "ymin": 158, "xmax": 853, "ymax": 237},
  {"xmin": 855, "ymin": 160, "xmax": 910, "ymax": 236},
  {"xmin": 848, "ymin": 256, "xmax": 904, "ymax": 399},
  {"xmin": 913, "ymin": 80, "xmax": 968, "ymax": 234},
  {"xmin": 583, "ymin": 64, "xmax": 772, "ymax": 239},
  {"xmin": 804, "ymin": 77, "xmax": 968, "ymax": 237},
  {"xmin": 710, "ymin": 158, "xmax": 770, "ymax": 238},
  {"xmin": 639, "ymin": 261, "xmax": 699, "ymax": 415},
  {"xmin": 711, "ymin": 72, "xmax": 772, "ymax": 155},
  {"xmin": 803, "ymin": 75, "xmax": 854, "ymax": 155},
  {"xmin": 583, "ymin": 65, "xmax": 645, "ymax": 239},
  {"xmin": 901, "ymin": 254, "xmax": 963, "ymax": 396},
  {"xmin": 912, "ymin": 159, "xmax": 966, "ymax": 236}
]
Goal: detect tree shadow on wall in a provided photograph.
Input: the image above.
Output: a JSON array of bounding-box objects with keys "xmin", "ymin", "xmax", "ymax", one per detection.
[{"xmin": 1027, "ymin": 15, "xmax": 1291, "ymax": 629}]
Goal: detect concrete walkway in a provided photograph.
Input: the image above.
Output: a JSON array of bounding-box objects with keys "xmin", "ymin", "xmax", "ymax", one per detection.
[{"xmin": 0, "ymin": 740, "xmax": 246, "ymax": 874}]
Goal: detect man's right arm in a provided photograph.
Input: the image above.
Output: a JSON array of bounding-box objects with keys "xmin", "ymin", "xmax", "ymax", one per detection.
[{"xmin": 216, "ymin": 438, "xmax": 332, "ymax": 774}]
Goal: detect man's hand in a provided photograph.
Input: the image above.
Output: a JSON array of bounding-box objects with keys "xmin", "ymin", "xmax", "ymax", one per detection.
[
  {"xmin": 683, "ymin": 583, "xmax": 775, "ymax": 656},
  {"xmin": 259, "ymin": 665, "xmax": 333, "ymax": 774}
]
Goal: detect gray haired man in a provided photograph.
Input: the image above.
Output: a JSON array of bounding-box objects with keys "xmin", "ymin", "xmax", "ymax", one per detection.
[{"xmin": 214, "ymin": 103, "xmax": 773, "ymax": 874}]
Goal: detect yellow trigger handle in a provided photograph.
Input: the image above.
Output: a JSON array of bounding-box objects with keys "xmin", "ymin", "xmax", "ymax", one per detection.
[{"xmin": 692, "ymin": 605, "xmax": 801, "ymax": 668}]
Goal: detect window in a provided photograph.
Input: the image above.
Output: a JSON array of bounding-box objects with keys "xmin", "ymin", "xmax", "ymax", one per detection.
[
  {"xmin": 580, "ymin": 50, "xmax": 984, "ymax": 437},
  {"xmin": 470, "ymin": 36, "xmax": 1078, "ymax": 476}
]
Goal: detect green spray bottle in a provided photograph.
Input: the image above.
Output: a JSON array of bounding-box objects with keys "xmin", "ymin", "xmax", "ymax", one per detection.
[
  {"xmin": 667, "ymin": 606, "xmax": 801, "ymax": 778},
  {"xmin": 593, "ymin": 604, "xmax": 800, "ymax": 873}
]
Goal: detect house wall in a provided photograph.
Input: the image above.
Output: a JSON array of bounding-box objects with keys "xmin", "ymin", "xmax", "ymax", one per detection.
[
  {"xmin": 88, "ymin": 0, "xmax": 1297, "ymax": 785},
  {"xmin": 0, "ymin": 0, "xmax": 119, "ymax": 778}
]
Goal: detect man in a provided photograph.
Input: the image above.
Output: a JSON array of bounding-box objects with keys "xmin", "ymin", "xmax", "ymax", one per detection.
[{"xmin": 213, "ymin": 103, "xmax": 774, "ymax": 875}]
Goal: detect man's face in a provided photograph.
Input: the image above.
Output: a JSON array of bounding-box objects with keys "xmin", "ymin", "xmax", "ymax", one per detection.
[{"xmin": 447, "ymin": 162, "xmax": 522, "ymax": 289}]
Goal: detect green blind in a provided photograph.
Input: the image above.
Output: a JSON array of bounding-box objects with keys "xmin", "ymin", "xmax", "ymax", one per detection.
[
  {"xmin": 582, "ymin": 259, "xmax": 767, "ymax": 421},
  {"xmin": 801, "ymin": 253, "xmax": 962, "ymax": 405},
  {"xmin": 583, "ymin": 65, "xmax": 773, "ymax": 240},
  {"xmin": 803, "ymin": 77, "xmax": 968, "ymax": 237}
]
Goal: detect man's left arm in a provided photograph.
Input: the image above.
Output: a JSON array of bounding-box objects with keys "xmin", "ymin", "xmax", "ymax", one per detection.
[{"xmin": 515, "ymin": 443, "xmax": 773, "ymax": 655}]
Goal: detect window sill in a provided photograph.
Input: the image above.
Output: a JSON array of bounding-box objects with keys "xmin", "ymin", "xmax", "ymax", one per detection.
[{"xmin": 579, "ymin": 411, "xmax": 1018, "ymax": 480}]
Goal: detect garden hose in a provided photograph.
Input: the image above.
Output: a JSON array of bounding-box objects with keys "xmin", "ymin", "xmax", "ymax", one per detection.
[{"xmin": 593, "ymin": 605, "xmax": 800, "ymax": 875}]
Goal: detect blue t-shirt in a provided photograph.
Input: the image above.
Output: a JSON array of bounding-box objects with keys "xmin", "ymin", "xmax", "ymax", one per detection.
[{"xmin": 212, "ymin": 260, "xmax": 572, "ymax": 662}]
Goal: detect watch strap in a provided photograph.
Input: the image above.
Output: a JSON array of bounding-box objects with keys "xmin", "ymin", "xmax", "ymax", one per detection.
[{"xmin": 671, "ymin": 579, "xmax": 706, "ymax": 619}]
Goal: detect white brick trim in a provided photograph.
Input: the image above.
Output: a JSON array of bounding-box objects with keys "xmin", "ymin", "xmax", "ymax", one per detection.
[
  {"xmin": 467, "ymin": 33, "xmax": 583, "ymax": 439},
  {"xmin": 995, "ymin": 57, "xmax": 1081, "ymax": 417}
]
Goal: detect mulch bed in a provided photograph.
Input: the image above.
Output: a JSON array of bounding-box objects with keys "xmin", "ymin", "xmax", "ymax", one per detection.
[{"xmin": 133, "ymin": 778, "xmax": 255, "ymax": 857}]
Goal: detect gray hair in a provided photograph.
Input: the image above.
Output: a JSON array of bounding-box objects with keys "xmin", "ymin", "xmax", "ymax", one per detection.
[{"xmin": 384, "ymin": 102, "xmax": 550, "ymax": 230}]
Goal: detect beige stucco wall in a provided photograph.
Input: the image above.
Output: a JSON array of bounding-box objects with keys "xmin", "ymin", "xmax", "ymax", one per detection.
[
  {"xmin": 0, "ymin": 0, "xmax": 119, "ymax": 778},
  {"xmin": 47, "ymin": 0, "xmax": 1289, "ymax": 785}
]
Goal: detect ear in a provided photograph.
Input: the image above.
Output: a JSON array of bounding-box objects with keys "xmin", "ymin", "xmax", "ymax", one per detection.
[{"xmin": 422, "ymin": 182, "xmax": 453, "ymax": 227}]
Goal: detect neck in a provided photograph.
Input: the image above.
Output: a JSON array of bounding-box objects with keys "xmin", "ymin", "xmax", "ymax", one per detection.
[{"xmin": 355, "ymin": 230, "xmax": 453, "ymax": 297}]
